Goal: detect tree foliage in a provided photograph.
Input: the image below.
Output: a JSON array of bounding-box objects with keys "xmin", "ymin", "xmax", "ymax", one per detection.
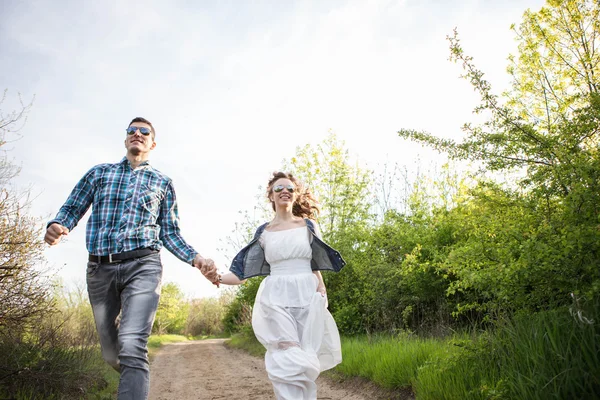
[
  {"xmin": 222, "ymin": 1, "xmax": 600, "ymax": 337},
  {"xmin": 0, "ymin": 90, "xmax": 50, "ymax": 330},
  {"xmin": 186, "ymin": 290, "xmax": 234, "ymax": 336},
  {"xmin": 396, "ymin": 0, "xmax": 600, "ymax": 319},
  {"xmin": 153, "ymin": 282, "xmax": 189, "ymax": 334},
  {"xmin": 283, "ymin": 132, "xmax": 372, "ymax": 238}
]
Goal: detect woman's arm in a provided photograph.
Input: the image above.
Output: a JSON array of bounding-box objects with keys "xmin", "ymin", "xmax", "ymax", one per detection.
[
  {"xmin": 218, "ymin": 272, "xmax": 247, "ymax": 286},
  {"xmin": 313, "ymin": 271, "xmax": 326, "ymax": 296}
]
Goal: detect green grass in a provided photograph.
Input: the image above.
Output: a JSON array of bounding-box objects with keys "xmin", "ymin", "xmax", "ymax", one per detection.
[
  {"xmin": 147, "ymin": 333, "xmax": 222, "ymax": 360},
  {"xmin": 225, "ymin": 327, "xmax": 266, "ymax": 357},
  {"xmin": 337, "ymin": 303, "xmax": 600, "ymax": 400},
  {"xmin": 148, "ymin": 334, "xmax": 191, "ymax": 350},
  {"xmin": 489, "ymin": 305, "xmax": 600, "ymax": 399},
  {"xmin": 414, "ymin": 335, "xmax": 502, "ymax": 400},
  {"xmin": 415, "ymin": 302, "xmax": 600, "ymax": 400},
  {"xmin": 0, "ymin": 345, "xmax": 121, "ymax": 400},
  {"xmin": 337, "ymin": 333, "xmax": 447, "ymax": 390},
  {"xmin": 85, "ymin": 354, "xmax": 120, "ymax": 400},
  {"xmin": 205, "ymin": 301, "xmax": 600, "ymax": 400}
]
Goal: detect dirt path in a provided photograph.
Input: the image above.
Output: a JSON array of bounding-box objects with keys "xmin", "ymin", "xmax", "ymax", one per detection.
[{"xmin": 148, "ymin": 339, "xmax": 408, "ymax": 400}]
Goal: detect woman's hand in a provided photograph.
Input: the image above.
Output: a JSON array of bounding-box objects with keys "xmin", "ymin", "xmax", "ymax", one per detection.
[
  {"xmin": 219, "ymin": 272, "xmax": 246, "ymax": 286},
  {"xmin": 317, "ymin": 283, "xmax": 326, "ymax": 297}
]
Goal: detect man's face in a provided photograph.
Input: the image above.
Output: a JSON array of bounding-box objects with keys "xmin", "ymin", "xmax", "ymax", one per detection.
[{"xmin": 124, "ymin": 122, "xmax": 156, "ymax": 155}]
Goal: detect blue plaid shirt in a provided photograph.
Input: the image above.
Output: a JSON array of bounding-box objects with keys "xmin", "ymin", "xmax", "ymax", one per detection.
[{"xmin": 49, "ymin": 157, "xmax": 197, "ymax": 265}]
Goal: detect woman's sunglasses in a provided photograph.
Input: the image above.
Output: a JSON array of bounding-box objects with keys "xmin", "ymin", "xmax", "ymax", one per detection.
[
  {"xmin": 273, "ymin": 184, "xmax": 295, "ymax": 193},
  {"xmin": 126, "ymin": 126, "xmax": 152, "ymax": 136}
]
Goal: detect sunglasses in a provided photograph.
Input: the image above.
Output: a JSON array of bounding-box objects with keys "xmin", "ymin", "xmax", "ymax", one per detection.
[
  {"xmin": 126, "ymin": 126, "xmax": 152, "ymax": 136},
  {"xmin": 273, "ymin": 184, "xmax": 295, "ymax": 193}
]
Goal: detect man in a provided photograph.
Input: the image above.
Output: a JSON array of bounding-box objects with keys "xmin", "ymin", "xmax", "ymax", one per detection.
[{"xmin": 45, "ymin": 117, "xmax": 218, "ymax": 400}]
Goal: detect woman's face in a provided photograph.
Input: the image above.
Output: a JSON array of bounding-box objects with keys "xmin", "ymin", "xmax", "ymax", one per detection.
[{"xmin": 270, "ymin": 178, "xmax": 297, "ymax": 210}]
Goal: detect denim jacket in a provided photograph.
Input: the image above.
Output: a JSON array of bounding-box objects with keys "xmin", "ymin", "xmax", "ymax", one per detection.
[{"xmin": 229, "ymin": 219, "xmax": 346, "ymax": 280}]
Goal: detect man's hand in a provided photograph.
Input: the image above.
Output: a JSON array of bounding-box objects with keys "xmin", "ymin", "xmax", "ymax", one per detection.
[
  {"xmin": 193, "ymin": 254, "xmax": 220, "ymax": 287},
  {"xmin": 45, "ymin": 223, "xmax": 69, "ymax": 246}
]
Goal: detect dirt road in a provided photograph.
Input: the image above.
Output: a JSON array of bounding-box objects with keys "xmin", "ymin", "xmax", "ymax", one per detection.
[{"xmin": 148, "ymin": 339, "xmax": 408, "ymax": 400}]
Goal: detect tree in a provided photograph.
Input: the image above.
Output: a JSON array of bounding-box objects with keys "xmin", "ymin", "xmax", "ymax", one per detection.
[
  {"xmin": 186, "ymin": 290, "xmax": 234, "ymax": 336},
  {"xmin": 397, "ymin": 0, "xmax": 600, "ymax": 315},
  {"xmin": 153, "ymin": 282, "xmax": 189, "ymax": 334},
  {"xmin": 281, "ymin": 133, "xmax": 375, "ymax": 333},
  {"xmin": 0, "ymin": 90, "xmax": 49, "ymax": 329},
  {"xmin": 283, "ymin": 132, "xmax": 372, "ymax": 239},
  {"xmin": 222, "ymin": 132, "xmax": 375, "ymax": 334},
  {"xmin": 398, "ymin": 1, "xmax": 600, "ymax": 191},
  {"xmin": 0, "ymin": 92, "xmax": 110, "ymax": 398},
  {"xmin": 506, "ymin": 0, "xmax": 599, "ymax": 130}
]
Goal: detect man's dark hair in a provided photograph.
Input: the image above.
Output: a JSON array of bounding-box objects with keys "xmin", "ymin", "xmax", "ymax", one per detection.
[{"xmin": 128, "ymin": 117, "xmax": 155, "ymax": 138}]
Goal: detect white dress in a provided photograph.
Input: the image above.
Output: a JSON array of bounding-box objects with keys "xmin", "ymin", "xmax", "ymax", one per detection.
[{"xmin": 251, "ymin": 226, "xmax": 342, "ymax": 400}]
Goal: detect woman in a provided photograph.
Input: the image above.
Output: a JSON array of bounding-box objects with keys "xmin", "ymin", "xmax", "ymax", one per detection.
[{"xmin": 217, "ymin": 171, "xmax": 345, "ymax": 400}]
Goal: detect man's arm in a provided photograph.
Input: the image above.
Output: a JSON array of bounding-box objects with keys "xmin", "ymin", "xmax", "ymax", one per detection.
[
  {"xmin": 157, "ymin": 181, "xmax": 219, "ymax": 283},
  {"xmin": 45, "ymin": 168, "xmax": 96, "ymax": 246},
  {"xmin": 157, "ymin": 181, "xmax": 197, "ymax": 264}
]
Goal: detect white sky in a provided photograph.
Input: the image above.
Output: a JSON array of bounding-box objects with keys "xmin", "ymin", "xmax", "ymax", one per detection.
[{"xmin": 0, "ymin": 0, "xmax": 545, "ymax": 298}]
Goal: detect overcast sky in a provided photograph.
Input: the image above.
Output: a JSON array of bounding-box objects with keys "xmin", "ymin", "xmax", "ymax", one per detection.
[{"xmin": 0, "ymin": 0, "xmax": 545, "ymax": 298}]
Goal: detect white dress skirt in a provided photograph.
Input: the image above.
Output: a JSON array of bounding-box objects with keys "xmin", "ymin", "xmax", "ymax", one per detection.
[{"xmin": 251, "ymin": 226, "xmax": 342, "ymax": 400}]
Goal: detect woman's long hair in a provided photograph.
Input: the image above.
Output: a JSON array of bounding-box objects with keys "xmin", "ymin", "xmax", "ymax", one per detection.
[{"xmin": 267, "ymin": 171, "xmax": 320, "ymax": 220}]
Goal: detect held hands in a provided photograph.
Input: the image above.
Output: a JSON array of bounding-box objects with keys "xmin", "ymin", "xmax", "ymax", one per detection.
[
  {"xmin": 193, "ymin": 255, "xmax": 220, "ymax": 287},
  {"xmin": 45, "ymin": 223, "xmax": 69, "ymax": 246}
]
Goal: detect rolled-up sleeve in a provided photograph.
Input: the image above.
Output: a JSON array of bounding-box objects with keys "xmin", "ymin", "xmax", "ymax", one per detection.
[
  {"xmin": 48, "ymin": 167, "xmax": 95, "ymax": 231},
  {"xmin": 157, "ymin": 180, "xmax": 197, "ymax": 265}
]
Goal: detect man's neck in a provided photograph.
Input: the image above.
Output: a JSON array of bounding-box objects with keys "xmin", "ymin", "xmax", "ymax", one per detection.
[{"xmin": 126, "ymin": 153, "xmax": 150, "ymax": 169}]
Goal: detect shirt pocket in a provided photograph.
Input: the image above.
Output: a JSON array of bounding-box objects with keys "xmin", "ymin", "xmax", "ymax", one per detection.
[{"xmin": 139, "ymin": 184, "xmax": 163, "ymax": 218}]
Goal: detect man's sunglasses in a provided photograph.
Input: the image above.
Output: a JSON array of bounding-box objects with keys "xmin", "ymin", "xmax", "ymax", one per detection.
[
  {"xmin": 273, "ymin": 184, "xmax": 295, "ymax": 193},
  {"xmin": 126, "ymin": 126, "xmax": 152, "ymax": 136}
]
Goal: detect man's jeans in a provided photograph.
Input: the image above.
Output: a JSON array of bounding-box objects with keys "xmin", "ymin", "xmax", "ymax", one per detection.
[{"xmin": 87, "ymin": 253, "xmax": 162, "ymax": 400}]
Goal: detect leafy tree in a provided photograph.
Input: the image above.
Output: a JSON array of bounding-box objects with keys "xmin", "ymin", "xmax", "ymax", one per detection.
[
  {"xmin": 283, "ymin": 132, "xmax": 372, "ymax": 238},
  {"xmin": 0, "ymin": 91, "xmax": 112, "ymax": 399},
  {"xmin": 506, "ymin": 0, "xmax": 599, "ymax": 128},
  {"xmin": 399, "ymin": 1, "xmax": 600, "ymax": 190},
  {"xmin": 186, "ymin": 290, "xmax": 233, "ymax": 336},
  {"xmin": 282, "ymin": 132, "xmax": 375, "ymax": 333},
  {"xmin": 398, "ymin": 0, "xmax": 600, "ymax": 317},
  {"xmin": 0, "ymin": 90, "xmax": 50, "ymax": 330},
  {"xmin": 222, "ymin": 133, "xmax": 374, "ymax": 334},
  {"xmin": 153, "ymin": 282, "xmax": 189, "ymax": 334}
]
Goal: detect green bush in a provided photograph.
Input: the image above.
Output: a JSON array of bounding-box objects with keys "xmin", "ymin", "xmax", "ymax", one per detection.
[
  {"xmin": 415, "ymin": 300, "xmax": 600, "ymax": 400},
  {"xmin": 0, "ymin": 319, "xmax": 113, "ymax": 399},
  {"xmin": 225, "ymin": 326, "xmax": 265, "ymax": 357},
  {"xmin": 185, "ymin": 293, "xmax": 232, "ymax": 336},
  {"xmin": 492, "ymin": 301, "xmax": 600, "ymax": 399}
]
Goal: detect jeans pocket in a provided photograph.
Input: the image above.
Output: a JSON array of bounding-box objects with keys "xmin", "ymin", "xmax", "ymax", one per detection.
[
  {"xmin": 138, "ymin": 251, "xmax": 161, "ymax": 264},
  {"xmin": 86, "ymin": 261, "xmax": 101, "ymax": 277},
  {"xmin": 136, "ymin": 253, "xmax": 163, "ymax": 277}
]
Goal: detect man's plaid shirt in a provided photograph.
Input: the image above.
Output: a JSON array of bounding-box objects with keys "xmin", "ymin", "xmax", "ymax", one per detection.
[{"xmin": 49, "ymin": 157, "xmax": 197, "ymax": 264}]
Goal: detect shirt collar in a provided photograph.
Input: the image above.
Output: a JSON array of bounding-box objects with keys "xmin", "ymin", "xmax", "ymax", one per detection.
[{"xmin": 120, "ymin": 157, "xmax": 151, "ymax": 169}]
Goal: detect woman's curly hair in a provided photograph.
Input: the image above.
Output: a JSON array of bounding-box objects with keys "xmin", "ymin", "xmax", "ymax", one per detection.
[{"xmin": 267, "ymin": 171, "xmax": 320, "ymax": 220}]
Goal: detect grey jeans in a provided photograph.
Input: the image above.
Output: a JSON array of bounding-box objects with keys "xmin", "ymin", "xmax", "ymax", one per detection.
[{"xmin": 87, "ymin": 252, "xmax": 162, "ymax": 400}]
